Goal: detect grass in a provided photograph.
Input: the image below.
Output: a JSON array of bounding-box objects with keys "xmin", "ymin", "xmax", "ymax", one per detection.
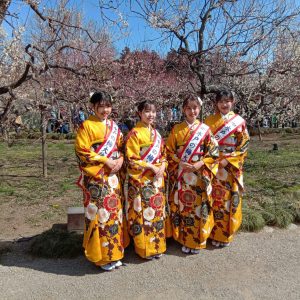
[
  {"xmin": 242, "ymin": 134, "xmax": 300, "ymax": 231},
  {"xmin": 0, "ymin": 133, "xmax": 299, "ymax": 241}
]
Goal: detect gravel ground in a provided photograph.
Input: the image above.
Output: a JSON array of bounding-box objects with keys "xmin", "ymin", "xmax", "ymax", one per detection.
[{"xmin": 0, "ymin": 226, "xmax": 299, "ymax": 300}]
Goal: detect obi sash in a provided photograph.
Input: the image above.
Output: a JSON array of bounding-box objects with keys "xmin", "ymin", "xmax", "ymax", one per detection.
[{"xmin": 214, "ymin": 114, "xmax": 245, "ymax": 145}]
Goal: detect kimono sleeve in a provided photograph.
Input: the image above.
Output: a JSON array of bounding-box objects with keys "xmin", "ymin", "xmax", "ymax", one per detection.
[
  {"xmin": 201, "ymin": 130, "xmax": 219, "ymax": 176},
  {"xmin": 75, "ymin": 124, "xmax": 108, "ymax": 164},
  {"xmin": 225, "ymin": 124, "xmax": 250, "ymax": 170},
  {"xmin": 165, "ymin": 127, "xmax": 180, "ymax": 174},
  {"xmin": 125, "ymin": 129, "xmax": 148, "ymax": 169}
]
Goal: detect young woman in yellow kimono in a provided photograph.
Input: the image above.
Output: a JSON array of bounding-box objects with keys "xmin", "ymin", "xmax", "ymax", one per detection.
[
  {"xmin": 125, "ymin": 100, "xmax": 170, "ymax": 259},
  {"xmin": 75, "ymin": 91, "xmax": 128, "ymax": 271},
  {"xmin": 166, "ymin": 95, "xmax": 219, "ymax": 254},
  {"xmin": 204, "ymin": 90, "xmax": 250, "ymax": 247}
]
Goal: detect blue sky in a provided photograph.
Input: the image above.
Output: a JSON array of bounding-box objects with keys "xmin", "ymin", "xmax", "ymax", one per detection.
[{"xmin": 4, "ymin": 0, "xmax": 166, "ymax": 55}]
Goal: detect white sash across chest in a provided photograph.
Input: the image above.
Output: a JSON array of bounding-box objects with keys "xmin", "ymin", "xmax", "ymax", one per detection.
[
  {"xmin": 141, "ymin": 128, "xmax": 162, "ymax": 164},
  {"xmin": 95, "ymin": 119, "xmax": 120, "ymax": 158},
  {"xmin": 214, "ymin": 115, "xmax": 245, "ymax": 145},
  {"xmin": 178, "ymin": 123, "xmax": 209, "ymax": 180}
]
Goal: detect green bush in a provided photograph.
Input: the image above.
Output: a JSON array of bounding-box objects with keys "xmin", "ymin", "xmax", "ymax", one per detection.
[{"xmin": 241, "ymin": 208, "xmax": 265, "ymax": 232}]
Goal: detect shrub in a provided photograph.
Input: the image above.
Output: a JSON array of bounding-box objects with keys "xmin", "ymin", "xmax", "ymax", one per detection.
[
  {"xmin": 29, "ymin": 229, "xmax": 83, "ymax": 258},
  {"xmin": 241, "ymin": 208, "xmax": 265, "ymax": 232}
]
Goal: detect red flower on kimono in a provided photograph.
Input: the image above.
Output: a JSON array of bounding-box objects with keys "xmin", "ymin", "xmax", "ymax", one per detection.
[
  {"xmin": 149, "ymin": 194, "xmax": 163, "ymax": 209},
  {"xmin": 212, "ymin": 185, "xmax": 226, "ymax": 202},
  {"xmin": 179, "ymin": 190, "xmax": 196, "ymax": 207},
  {"xmin": 103, "ymin": 194, "xmax": 118, "ymax": 212}
]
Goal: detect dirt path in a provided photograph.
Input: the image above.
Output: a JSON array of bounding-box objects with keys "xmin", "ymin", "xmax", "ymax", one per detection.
[{"xmin": 0, "ymin": 226, "xmax": 299, "ymax": 300}]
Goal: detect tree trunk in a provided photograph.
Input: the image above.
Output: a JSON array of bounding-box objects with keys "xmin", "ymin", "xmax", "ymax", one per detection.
[
  {"xmin": 40, "ymin": 107, "xmax": 48, "ymax": 178},
  {"xmin": 257, "ymin": 121, "xmax": 262, "ymax": 141}
]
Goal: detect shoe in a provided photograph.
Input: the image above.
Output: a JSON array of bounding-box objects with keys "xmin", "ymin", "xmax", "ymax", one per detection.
[
  {"xmin": 100, "ymin": 263, "xmax": 115, "ymax": 271},
  {"xmin": 211, "ymin": 240, "xmax": 220, "ymax": 247},
  {"xmin": 191, "ymin": 249, "xmax": 200, "ymax": 254},
  {"xmin": 181, "ymin": 246, "xmax": 191, "ymax": 254},
  {"xmin": 154, "ymin": 254, "xmax": 163, "ymax": 259},
  {"xmin": 220, "ymin": 242, "xmax": 230, "ymax": 247},
  {"xmin": 145, "ymin": 256, "xmax": 154, "ymax": 260},
  {"xmin": 111, "ymin": 260, "xmax": 122, "ymax": 268}
]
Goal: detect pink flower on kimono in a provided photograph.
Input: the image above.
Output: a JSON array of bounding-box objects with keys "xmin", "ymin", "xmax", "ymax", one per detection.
[
  {"xmin": 133, "ymin": 196, "xmax": 142, "ymax": 212},
  {"xmin": 183, "ymin": 172, "xmax": 198, "ymax": 186},
  {"xmin": 108, "ymin": 174, "xmax": 119, "ymax": 189},
  {"xmin": 216, "ymin": 168, "xmax": 228, "ymax": 181},
  {"xmin": 98, "ymin": 208, "xmax": 110, "ymax": 223},
  {"xmin": 85, "ymin": 203, "xmax": 98, "ymax": 220},
  {"xmin": 143, "ymin": 207, "xmax": 155, "ymax": 221}
]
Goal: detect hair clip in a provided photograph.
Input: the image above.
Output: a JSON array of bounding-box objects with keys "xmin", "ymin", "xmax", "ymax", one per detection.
[{"xmin": 197, "ymin": 97, "xmax": 203, "ymax": 106}]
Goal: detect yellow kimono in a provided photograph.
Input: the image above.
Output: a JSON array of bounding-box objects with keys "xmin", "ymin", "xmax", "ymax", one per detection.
[
  {"xmin": 166, "ymin": 121, "xmax": 219, "ymax": 249},
  {"xmin": 205, "ymin": 111, "xmax": 250, "ymax": 243},
  {"xmin": 75, "ymin": 116, "xmax": 129, "ymax": 266},
  {"xmin": 125, "ymin": 121, "xmax": 170, "ymax": 258}
]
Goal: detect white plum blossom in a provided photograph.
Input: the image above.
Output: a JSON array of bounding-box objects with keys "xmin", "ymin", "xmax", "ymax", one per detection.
[
  {"xmin": 98, "ymin": 208, "xmax": 110, "ymax": 223},
  {"xmin": 85, "ymin": 203, "xmax": 98, "ymax": 220},
  {"xmin": 143, "ymin": 207, "xmax": 155, "ymax": 221}
]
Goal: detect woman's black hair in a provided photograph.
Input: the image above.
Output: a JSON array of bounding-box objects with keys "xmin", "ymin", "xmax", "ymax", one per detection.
[
  {"xmin": 182, "ymin": 94, "xmax": 200, "ymax": 109},
  {"xmin": 215, "ymin": 90, "xmax": 234, "ymax": 102},
  {"xmin": 90, "ymin": 91, "xmax": 112, "ymax": 107},
  {"xmin": 137, "ymin": 99, "xmax": 156, "ymax": 113}
]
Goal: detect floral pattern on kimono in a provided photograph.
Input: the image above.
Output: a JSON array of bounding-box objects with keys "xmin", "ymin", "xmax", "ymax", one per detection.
[
  {"xmin": 75, "ymin": 116, "xmax": 129, "ymax": 266},
  {"xmin": 166, "ymin": 121, "xmax": 219, "ymax": 249},
  {"xmin": 125, "ymin": 121, "xmax": 170, "ymax": 258},
  {"xmin": 205, "ymin": 111, "xmax": 250, "ymax": 243}
]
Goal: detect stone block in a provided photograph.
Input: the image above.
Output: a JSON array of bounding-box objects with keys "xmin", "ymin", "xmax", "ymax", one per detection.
[{"xmin": 67, "ymin": 207, "xmax": 84, "ymax": 233}]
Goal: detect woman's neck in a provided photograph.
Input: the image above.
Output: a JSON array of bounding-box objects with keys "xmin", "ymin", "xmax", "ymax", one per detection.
[
  {"xmin": 141, "ymin": 120, "xmax": 151, "ymax": 129},
  {"xmin": 185, "ymin": 118, "xmax": 197, "ymax": 125}
]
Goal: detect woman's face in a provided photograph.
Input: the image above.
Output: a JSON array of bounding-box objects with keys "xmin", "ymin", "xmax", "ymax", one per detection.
[
  {"xmin": 183, "ymin": 100, "xmax": 200, "ymax": 123},
  {"xmin": 93, "ymin": 103, "xmax": 112, "ymax": 120},
  {"xmin": 217, "ymin": 98, "xmax": 234, "ymax": 115},
  {"xmin": 139, "ymin": 105, "xmax": 156, "ymax": 125}
]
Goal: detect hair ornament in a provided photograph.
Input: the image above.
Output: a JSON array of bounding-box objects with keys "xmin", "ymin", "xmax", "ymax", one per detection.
[{"xmin": 197, "ymin": 96, "xmax": 203, "ymax": 106}]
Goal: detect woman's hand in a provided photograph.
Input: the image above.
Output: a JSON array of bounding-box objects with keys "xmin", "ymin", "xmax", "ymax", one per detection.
[
  {"xmin": 192, "ymin": 160, "xmax": 204, "ymax": 171},
  {"xmin": 105, "ymin": 158, "xmax": 117, "ymax": 169},
  {"xmin": 110, "ymin": 157, "xmax": 124, "ymax": 174},
  {"xmin": 148, "ymin": 164, "xmax": 160, "ymax": 175},
  {"xmin": 180, "ymin": 160, "xmax": 204, "ymax": 172},
  {"xmin": 155, "ymin": 163, "xmax": 166, "ymax": 178},
  {"xmin": 219, "ymin": 158, "xmax": 228, "ymax": 168},
  {"xmin": 179, "ymin": 161, "xmax": 194, "ymax": 173}
]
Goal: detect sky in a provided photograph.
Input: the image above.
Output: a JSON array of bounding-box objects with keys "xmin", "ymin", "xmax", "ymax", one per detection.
[{"xmin": 4, "ymin": 0, "xmax": 167, "ymax": 55}]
